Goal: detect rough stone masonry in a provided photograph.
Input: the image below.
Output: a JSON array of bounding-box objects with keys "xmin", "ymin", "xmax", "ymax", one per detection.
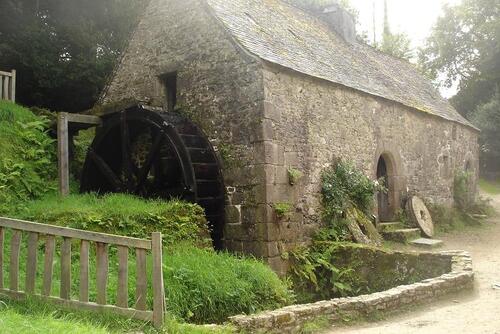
[{"xmin": 99, "ymin": 0, "xmax": 479, "ymax": 273}]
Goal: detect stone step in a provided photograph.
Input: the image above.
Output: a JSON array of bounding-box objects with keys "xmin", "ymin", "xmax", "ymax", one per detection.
[
  {"xmin": 410, "ymin": 238, "xmax": 444, "ymax": 249},
  {"xmin": 382, "ymin": 228, "xmax": 422, "ymax": 243},
  {"xmin": 377, "ymin": 222, "xmax": 405, "ymax": 232}
]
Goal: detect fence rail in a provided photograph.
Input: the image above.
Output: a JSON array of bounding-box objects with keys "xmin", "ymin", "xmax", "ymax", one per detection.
[
  {"xmin": 0, "ymin": 217, "xmax": 165, "ymax": 328},
  {"xmin": 0, "ymin": 70, "xmax": 16, "ymax": 102}
]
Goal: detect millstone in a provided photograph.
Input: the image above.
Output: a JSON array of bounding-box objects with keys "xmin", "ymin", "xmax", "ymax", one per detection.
[{"xmin": 409, "ymin": 196, "xmax": 434, "ymax": 238}]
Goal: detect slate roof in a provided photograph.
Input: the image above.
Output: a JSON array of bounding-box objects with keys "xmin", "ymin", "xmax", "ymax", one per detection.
[{"xmin": 205, "ymin": 0, "xmax": 475, "ymax": 129}]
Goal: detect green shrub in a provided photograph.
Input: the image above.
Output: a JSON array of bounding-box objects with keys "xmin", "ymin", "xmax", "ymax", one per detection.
[
  {"xmin": 321, "ymin": 160, "xmax": 383, "ymax": 218},
  {"xmin": 320, "ymin": 160, "xmax": 384, "ymax": 241},
  {"xmin": 0, "ymin": 101, "xmax": 57, "ymax": 214},
  {"xmin": 11, "ymin": 193, "xmax": 211, "ymax": 246},
  {"xmin": 165, "ymin": 243, "xmax": 294, "ymax": 324}
]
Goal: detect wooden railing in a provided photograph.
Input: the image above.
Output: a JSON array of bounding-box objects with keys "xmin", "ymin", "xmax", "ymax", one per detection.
[
  {"xmin": 0, "ymin": 217, "xmax": 165, "ymax": 328},
  {"xmin": 0, "ymin": 70, "xmax": 16, "ymax": 102}
]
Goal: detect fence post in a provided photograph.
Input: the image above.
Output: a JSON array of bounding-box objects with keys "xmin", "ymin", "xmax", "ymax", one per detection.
[
  {"xmin": 151, "ymin": 232, "xmax": 164, "ymax": 329},
  {"xmin": 57, "ymin": 112, "xmax": 70, "ymax": 196},
  {"xmin": 10, "ymin": 70, "xmax": 16, "ymax": 102}
]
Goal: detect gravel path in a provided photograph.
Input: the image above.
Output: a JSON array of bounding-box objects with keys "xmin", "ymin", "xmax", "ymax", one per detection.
[{"xmin": 326, "ymin": 193, "xmax": 500, "ymax": 334}]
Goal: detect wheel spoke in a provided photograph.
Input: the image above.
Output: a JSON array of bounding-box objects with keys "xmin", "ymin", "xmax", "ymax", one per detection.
[
  {"xmin": 121, "ymin": 112, "xmax": 135, "ymax": 192},
  {"xmin": 135, "ymin": 131, "xmax": 164, "ymax": 193},
  {"xmin": 89, "ymin": 150, "xmax": 123, "ymax": 191}
]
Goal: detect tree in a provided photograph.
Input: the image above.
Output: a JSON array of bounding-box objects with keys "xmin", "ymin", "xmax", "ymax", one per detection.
[
  {"xmin": 471, "ymin": 90, "xmax": 500, "ymax": 177},
  {"xmin": 419, "ymin": 0, "xmax": 500, "ymax": 175},
  {"xmin": 0, "ymin": 0, "xmax": 147, "ymax": 112},
  {"xmin": 378, "ymin": 0, "xmax": 414, "ymax": 61}
]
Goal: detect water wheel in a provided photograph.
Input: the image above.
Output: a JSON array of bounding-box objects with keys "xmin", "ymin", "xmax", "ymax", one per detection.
[{"xmin": 80, "ymin": 105, "xmax": 225, "ymax": 249}]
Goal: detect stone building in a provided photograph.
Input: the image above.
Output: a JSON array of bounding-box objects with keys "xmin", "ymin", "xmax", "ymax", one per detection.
[{"xmin": 100, "ymin": 0, "xmax": 479, "ymax": 273}]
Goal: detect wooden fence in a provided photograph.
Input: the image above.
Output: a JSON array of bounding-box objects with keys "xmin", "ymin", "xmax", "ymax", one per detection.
[
  {"xmin": 0, "ymin": 217, "xmax": 165, "ymax": 328},
  {"xmin": 0, "ymin": 70, "xmax": 16, "ymax": 102}
]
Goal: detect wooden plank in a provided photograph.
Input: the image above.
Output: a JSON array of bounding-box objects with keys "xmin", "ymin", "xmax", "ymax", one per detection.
[
  {"xmin": 10, "ymin": 70, "xmax": 15, "ymax": 102},
  {"xmin": 3, "ymin": 77, "xmax": 9, "ymax": 101},
  {"xmin": 0, "ymin": 218, "xmax": 151, "ymax": 250},
  {"xmin": 60, "ymin": 237, "xmax": 72, "ymax": 300},
  {"xmin": 135, "ymin": 248, "xmax": 147, "ymax": 311},
  {"xmin": 0, "ymin": 227, "xmax": 4, "ymax": 289},
  {"xmin": 79, "ymin": 240, "xmax": 90, "ymax": 302},
  {"xmin": 117, "ymin": 246, "xmax": 129, "ymax": 308},
  {"xmin": 9, "ymin": 230, "xmax": 22, "ymax": 291},
  {"xmin": 96, "ymin": 242, "xmax": 109, "ymax": 305},
  {"xmin": 57, "ymin": 112, "xmax": 70, "ymax": 196},
  {"xmin": 0, "ymin": 76, "xmax": 3, "ymax": 100},
  {"xmin": 42, "ymin": 235, "xmax": 55, "ymax": 296},
  {"xmin": 25, "ymin": 232, "xmax": 38, "ymax": 294},
  {"xmin": 0, "ymin": 288, "xmax": 153, "ymax": 322},
  {"xmin": 66, "ymin": 113, "xmax": 102, "ymax": 125},
  {"xmin": 151, "ymin": 233, "xmax": 164, "ymax": 328}
]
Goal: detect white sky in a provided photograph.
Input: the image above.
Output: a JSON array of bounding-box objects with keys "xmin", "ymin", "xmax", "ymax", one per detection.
[{"xmin": 349, "ymin": 0, "xmax": 462, "ymax": 97}]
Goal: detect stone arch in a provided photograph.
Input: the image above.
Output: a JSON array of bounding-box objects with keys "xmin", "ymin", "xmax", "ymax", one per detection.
[{"xmin": 373, "ymin": 143, "xmax": 405, "ymax": 222}]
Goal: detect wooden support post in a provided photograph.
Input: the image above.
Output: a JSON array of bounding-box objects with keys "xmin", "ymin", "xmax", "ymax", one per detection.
[
  {"xmin": 152, "ymin": 232, "xmax": 164, "ymax": 329},
  {"xmin": 57, "ymin": 112, "xmax": 70, "ymax": 196},
  {"xmin": 10, "ymin": 70, "xmax": 16, "ymax": 102},
  {"xmin": 3, "ymin": 76, "xmax": 9, "ymax": 102}
]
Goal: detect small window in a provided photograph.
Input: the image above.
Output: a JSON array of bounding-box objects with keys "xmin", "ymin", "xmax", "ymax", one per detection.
[
  {"xmin": 452, "ymin": 125, "xmax": 457, "ymax": 140},
  {"xmin": 160, "ymin": 72, "xmax": 177, "ymax": 112}
]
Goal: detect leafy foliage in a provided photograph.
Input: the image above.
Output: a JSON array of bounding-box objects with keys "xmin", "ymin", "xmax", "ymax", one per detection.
[
  {"xmin": 378, "ymin": 0, "xmax": 414, "ymax": 60},
  {"xmin": 0, "ymin": 101, "xmax": 56, "ymax": 214},
  {"xmin": 419, "ymin": 0, "xmax": 500, "ymax": 174},
  {"xmin": 321, "ymin": 160, "xmax": 383, "ymax": 219},
  {"xmin": 470, "ymin": 90, "xmax": 500, "ymax": 175},
  {"xmin": 0, "ymin": 0, "xmax": 148, "ymax": 112}
]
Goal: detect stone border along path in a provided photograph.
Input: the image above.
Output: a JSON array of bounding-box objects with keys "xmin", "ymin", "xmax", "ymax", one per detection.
[{"xmin": 229, "ymin": 251, "xmax": 473, "ymax": 334}]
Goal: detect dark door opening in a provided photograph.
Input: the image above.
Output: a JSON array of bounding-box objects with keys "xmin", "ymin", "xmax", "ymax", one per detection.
[{"xmin": 377, "ymin": 155, "xmax": 392, "ymax": 222}]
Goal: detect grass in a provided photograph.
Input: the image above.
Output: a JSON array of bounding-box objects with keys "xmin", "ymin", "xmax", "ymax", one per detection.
[
  {"xmin": 479, "ymin": 179, "xmax": 500, "ymax": 195},
  {"xmin": 10, "ymin": 193, "xmax": 211, "ymax": 247}
]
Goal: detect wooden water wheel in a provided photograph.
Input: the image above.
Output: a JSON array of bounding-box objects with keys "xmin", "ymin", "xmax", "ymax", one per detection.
[{"xmin": 80, "ymin": 105, "xmax": 225, "ymax": 249}]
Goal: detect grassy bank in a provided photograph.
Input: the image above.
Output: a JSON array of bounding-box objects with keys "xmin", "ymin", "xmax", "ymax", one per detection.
[{"xmin": 479, "ymin": 179, "xmax": 500, "ymax": 195}]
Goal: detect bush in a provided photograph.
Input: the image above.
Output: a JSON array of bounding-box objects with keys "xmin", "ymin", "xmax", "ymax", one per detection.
[
  {"xmin": 10, "ymin": 193, "xmax": 211, "ymax": 247},
  {"xmin": 0, "ymin": 101, "xmax": 57, "ymax": 214},
  {"xmin": 321, "ymin": 160, "xmax": 382, "ymax": 218},
  {"xmin": 165, "ymin": 244, "xmax": 294, "ymax": 324}
]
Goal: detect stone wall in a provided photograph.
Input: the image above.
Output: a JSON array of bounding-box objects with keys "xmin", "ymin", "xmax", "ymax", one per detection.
[
  {"xmin": 99, "ymin": 0, "xmax": 273, "ymax": 253},
  {"xmin": 229, "ymin": 250, "xmax": 474, "ymax": 334},
  {"xmin": 259, "ymin": 63, "xmax": 479, "ymax": 271}
]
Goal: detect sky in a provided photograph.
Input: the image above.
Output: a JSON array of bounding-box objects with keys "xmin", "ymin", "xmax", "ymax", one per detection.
[{"xmin": 349, "ymin": 0, "xmax": 462, "ymax": 97}]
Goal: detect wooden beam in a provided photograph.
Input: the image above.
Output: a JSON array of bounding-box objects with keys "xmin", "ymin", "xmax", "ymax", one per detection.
[
  {"xmin": 0, "ymin": 71, "xmax": 13, "ymax": 77},
  {"xmin": 10, "ymin": 70, "xmax": 15, "ymax": 102},
  {"xmin": 0, "ymin": 217, "xmax": 152, "ymax": 250},
  {"xmin": 66, "ymin": 113, "xmax": 102, "ymax": 125},
  {"xmin": 57, "ymin": 112, "xmax": 70, "ymax": 196}
]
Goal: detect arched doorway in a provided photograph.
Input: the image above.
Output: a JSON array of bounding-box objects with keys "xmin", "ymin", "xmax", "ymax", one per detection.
[{"xmin": 376, "ymin": 154, "xmax": 395, "ymax": 222}]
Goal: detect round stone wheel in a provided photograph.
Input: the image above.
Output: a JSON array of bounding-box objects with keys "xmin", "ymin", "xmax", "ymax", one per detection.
[{"xmin": 408, "ymin": 196, "xmax": 434, "ymax": 238}]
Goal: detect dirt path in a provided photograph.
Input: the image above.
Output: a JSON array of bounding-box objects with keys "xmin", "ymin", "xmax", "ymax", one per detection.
[{"xmin": 327, "ymin": 194, "xmax": 500, "ymax": 334}]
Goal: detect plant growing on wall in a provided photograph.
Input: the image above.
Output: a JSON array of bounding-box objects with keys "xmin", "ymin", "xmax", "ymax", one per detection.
[
  {"xmin": 288, "ymin": 167, "xmax": 304, "ymax": 186},
  {"xmin": 273, "ymin": 202, "xmax": 293, "ymax": 219}
]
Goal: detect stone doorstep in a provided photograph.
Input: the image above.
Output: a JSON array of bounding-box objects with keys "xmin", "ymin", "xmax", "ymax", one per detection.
[
  {"xmin": 382, "ymin": 228, "xmax": 422, "ymax": 243},
  {"xmin": 377, "ymin": 222, "xmax": 405, "ymax": 232},
  {"xmin": 228, "ymin": 252, "xmax": 474, "ymax": 334},
  {"xmin": 411, "ymin": 238, "xmax": 444, "ymax": 249}
]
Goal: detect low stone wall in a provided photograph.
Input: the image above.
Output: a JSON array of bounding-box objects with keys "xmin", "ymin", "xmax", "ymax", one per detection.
[{"xmin": 229, "ymin": 251, "xmax": 473, "ymax": 333}]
